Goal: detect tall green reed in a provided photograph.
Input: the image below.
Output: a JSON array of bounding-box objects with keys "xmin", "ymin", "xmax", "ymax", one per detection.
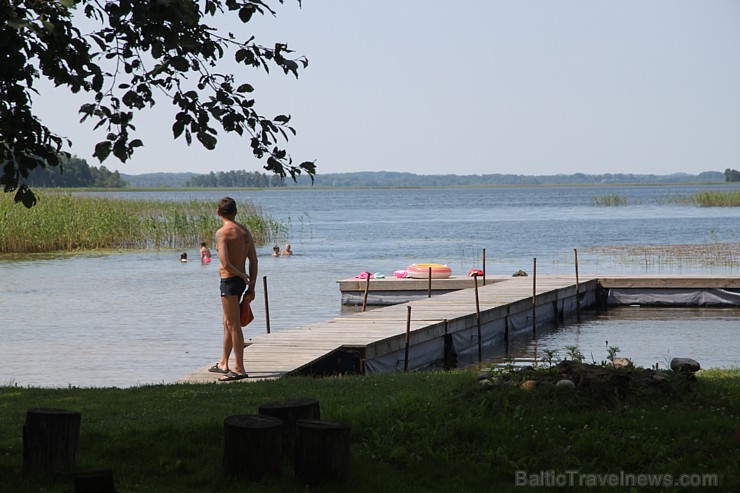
[
  {"xmin": 591, "ymin": 193, "xmax": 628, "ymax": 206},
  {"xmin": 670, "ymin": 190, "xmax": 740, "ymax": 207},
  {"xmin": 0, "ymin": 192, "xmax": 284, "ymax": 253}
]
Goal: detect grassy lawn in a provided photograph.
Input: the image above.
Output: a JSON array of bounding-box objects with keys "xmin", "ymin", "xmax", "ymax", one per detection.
[{"xmin": 1, "ymin": 367, "xmax": 738, "ymax": 492}]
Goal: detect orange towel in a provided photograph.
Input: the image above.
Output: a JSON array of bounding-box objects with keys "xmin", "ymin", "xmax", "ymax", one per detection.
[{"xmin": 240, "ymin": 298, "xmax": 254, "ymax": 327}]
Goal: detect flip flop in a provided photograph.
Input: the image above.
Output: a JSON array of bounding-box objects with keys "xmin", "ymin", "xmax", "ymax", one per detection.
[
  {"xmin": 218, "ymin": 371, "xmax": 249, "ymax": 382},
  {"xmin": 208, "ymin": 364, "xmax": 229, "ymax": 374}
]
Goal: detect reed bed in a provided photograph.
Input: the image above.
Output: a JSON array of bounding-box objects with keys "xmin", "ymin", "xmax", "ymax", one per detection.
[
  {"xmin": 591, "ymin": 193, "xmax": 628, "ymax": 206},
  {"xmin": 582, "ymin": 242, "xmax": 740, "ymax": 268},
  {"xmin": 670, "ymin": 190, "xmax": 740, "ymax": 207},
  {"xmin": 0, "ymin": 192, "xmax": 287, "ymax": 254}
]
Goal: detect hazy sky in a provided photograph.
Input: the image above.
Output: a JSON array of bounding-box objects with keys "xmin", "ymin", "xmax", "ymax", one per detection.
[{"xmin": 34, "ymin": 0, "xmax": 740, "ymax": 176}]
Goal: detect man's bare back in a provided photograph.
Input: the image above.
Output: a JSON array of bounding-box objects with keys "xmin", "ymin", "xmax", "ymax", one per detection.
[{"xmin": 215, "ymin": 219, "xmax": 253, "ymax": 281}]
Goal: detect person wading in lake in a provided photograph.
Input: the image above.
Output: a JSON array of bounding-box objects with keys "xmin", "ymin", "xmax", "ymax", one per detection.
[{"xmin": 208, "ymin": 197, "xmax": 258, "ymax": 381}]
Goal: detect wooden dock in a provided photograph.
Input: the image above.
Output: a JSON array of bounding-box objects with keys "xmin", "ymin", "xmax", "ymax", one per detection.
[
  {"xmin": 180, "ymin": 275, "xmax": 595, "ymax": 383},
  {"xmin": 179, "ymin": 275, "xmax": 739, "ymax": 384},
  {"xmin": 337, "ymin": 275, "xmax": 502, "ymax": 305}
]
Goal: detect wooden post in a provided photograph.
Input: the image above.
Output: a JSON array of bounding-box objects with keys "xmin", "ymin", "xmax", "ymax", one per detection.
[
  {"xmin": 473, "ymin": 273, "xmax": 482, "ymax": 362},
  {"xmin": 223, "ymin": 414, "xmax": 283, "ymax": 479},
  {"xmin": 532, "ymin": 258, "xmax": 537, "ymax": 336},
  {"xmin": 428, "ymin": 267, "xmax": 432, "ymax": 297},
  {"xmin": 294, "ymin": 419, "xmax": 351, "ymax": 485},
  {"xmin": 482, "ymin": 248, "xmax": 487, "ymax": 286},
  {"xmin": 74, "ymin": 469, "xmax": 116, "ymax": 493},
  {"xmin": 504, "ymin": 305, "xmax": 510, "ymax": 347},
  {"xmin": 574, "ymin": 248, "xmax": 581, "ymax": 321},
  {"xmin": 258, "ymin": 398, "xmax": 320, "ymax": 461},
  {"xmin": 404, "ymin": 305, "xmax": 412, "ymax": 371},
  {"xmin": 263, "ymin": 276, "xmax": 271, "ymax": 334},
  {"xmin": 361, "ymin": 272, "xmax": 371, "ymax": 312},
  {"xmin": 442, "ymin": 319, "xmax": 455, "ymax": 370},
  {"xmin": 23, "ymin": 408, "xmax": 81, "ymax": 476}
]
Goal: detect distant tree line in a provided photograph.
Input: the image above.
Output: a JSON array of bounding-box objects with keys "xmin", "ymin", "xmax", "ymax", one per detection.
[
  {"xmin": 118, "ymin": 169, "xmax": 734, "ymax": 188},
  {"xmin": 186, "ymin": 170, "xmax": 286, "ymax": 188},
  {"xmin": 284, "ymin": 170, "xmax": 727, "ymax": 187},
  {"xmin": 120, "ymin": 172, "xmax": 201, "ymax": 188},
  {"xmin": 26, "ymin": 156, "xmax": 127, "ymax": 188},
  {"xmin": 725, "ymin": 168, "xmax": 740, "ymax": 182}
]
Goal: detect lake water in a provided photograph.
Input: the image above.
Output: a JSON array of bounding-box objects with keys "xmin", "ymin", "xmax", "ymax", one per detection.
[{"xmin": 1, "ymin": 184, "xmax": 738, "ymax": 387}]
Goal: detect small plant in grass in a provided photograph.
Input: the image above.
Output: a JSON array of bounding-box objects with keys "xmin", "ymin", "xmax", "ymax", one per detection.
[
  {"xmin": 540, "ymin": 348, "xmax": 560, "ymax": 368},
  {"xmin": 588, "ymin": 351, "xmax": 598, "ymax": 365},
  {"xmin": 564, "ymin": 345, "xmax": 585, "ymax": 363},
  {"xmin": 606, "ymin": 341, "xmax": 621, "ymax": 362}
]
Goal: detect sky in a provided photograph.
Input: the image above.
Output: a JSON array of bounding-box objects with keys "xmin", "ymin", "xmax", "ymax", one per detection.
[{"xmin": 33, "ymin": 0, "xmax": 740, "ymax": 177}]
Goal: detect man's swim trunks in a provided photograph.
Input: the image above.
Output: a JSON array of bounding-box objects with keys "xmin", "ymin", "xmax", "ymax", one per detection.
[{"xmin": 220, "ymin": 277, "xmax": 246, "ymax": 297}]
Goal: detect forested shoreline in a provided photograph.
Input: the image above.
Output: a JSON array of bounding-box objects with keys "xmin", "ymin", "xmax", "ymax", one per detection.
[
  {"xmin": 25, "ymin": 155, "xmax": 740, "ymax": 189},
  {"xmin": 125, "ymin": 168, "xmax": 737, "ymax": 188}
]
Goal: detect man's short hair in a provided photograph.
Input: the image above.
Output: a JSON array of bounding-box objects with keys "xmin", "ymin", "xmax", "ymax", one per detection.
[{"xmin": 218, "ymin": 197, "xmax": 237, "ymax": 216}]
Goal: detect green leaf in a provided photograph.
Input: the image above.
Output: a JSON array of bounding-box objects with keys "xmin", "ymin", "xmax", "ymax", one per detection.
[
  {"xmin": 205, "ymin": 0, "xmax": 218, "ymax": 16},
  {"xmin": 238, "ymin": 6, "xmax": 254, "ymax": 23},
  {"xmin": 266, "ymin": 156, "xmax": 282, "ymax": 172},
  {"xmin": 196, "ymin": 132, "xmax": 217, "ymax": 150},
  {"xmin": 171, "ymin": 57, "xmax": 190, "ymax": 72},
  {"xmin": 15, "ymin": 185, "xmax": 37, "ymax": 208},
  {"xmin": 93, "ymin": 141, "xmax": 112, "ymax": 162},
  {"xmin": 173, "ymin": 120, "xmax": 185, "ymax": 139},
  {"xmin": 300, "ymin": 161, "xmax": 317, "ymax": 175}
]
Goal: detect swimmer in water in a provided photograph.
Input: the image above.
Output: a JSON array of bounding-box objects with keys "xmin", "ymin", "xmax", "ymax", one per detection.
[{"xmin": 200, "ymin": 242, "xmax": 212, "ymax": 262}]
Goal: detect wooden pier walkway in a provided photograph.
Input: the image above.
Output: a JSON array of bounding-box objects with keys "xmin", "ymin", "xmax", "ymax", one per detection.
[
  {"xmin": 179, "ymin": 275, "xmax": 597, "ymax": 383},
  {"xmin": 179, "ymin": 274, "xmax": 739, "ymax": 383}
]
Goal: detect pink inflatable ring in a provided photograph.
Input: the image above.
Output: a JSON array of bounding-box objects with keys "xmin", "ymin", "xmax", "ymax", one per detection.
[{"xmin": 405, "ymin": 263, "xmax": 452, "ymax": 279}]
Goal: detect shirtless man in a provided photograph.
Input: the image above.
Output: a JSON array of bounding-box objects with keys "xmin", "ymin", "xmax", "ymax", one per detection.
[{"xmin": 209, "ymin": 197, "xmax": 258, "ymax": 381}]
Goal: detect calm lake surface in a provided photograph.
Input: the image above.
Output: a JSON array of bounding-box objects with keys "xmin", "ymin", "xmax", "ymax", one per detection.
[{"xmin": 1, "ymin": 184, "xmax": 738, "ymax": 387}]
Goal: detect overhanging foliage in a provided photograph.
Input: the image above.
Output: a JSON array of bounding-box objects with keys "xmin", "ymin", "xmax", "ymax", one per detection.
[{"xmin": 1, "ymin": 0, "xmax": 315, "ymax": 207}]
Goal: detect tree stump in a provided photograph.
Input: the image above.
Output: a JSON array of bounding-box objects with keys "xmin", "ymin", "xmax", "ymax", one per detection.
[
  {"xmin": 222, "ymin": 414, "xmax": 283, "ymax": 479},
  {"xmin": 22, "ymin": 408, "xmax": 81, "ymax": 476},
  {"xmin": 74, "ymin": 469, "xmax": 116, "ymax": 493},
  {"xmin": 294, "ymin": 419, "xmax": 351, "ymax": 484},
  {"xmin": 258, "ymin": 397, "xmax": 320, "ymax": 460}
]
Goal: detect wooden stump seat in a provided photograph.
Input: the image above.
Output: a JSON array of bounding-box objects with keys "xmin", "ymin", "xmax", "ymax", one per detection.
[
  {"xmin": 258, "ymin": 397, "xmax": 320, "ymax": 460},
  {"xmin": 222, "ymin": 414, "xmax": 283, "ymax": 479},
  {"xmin": 22, "ymin": 408, "xmax": 81, "ymax": 476},
  {"xmin": 294, "ymin": 419, "xmax": 351, "ymax": 484}
]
